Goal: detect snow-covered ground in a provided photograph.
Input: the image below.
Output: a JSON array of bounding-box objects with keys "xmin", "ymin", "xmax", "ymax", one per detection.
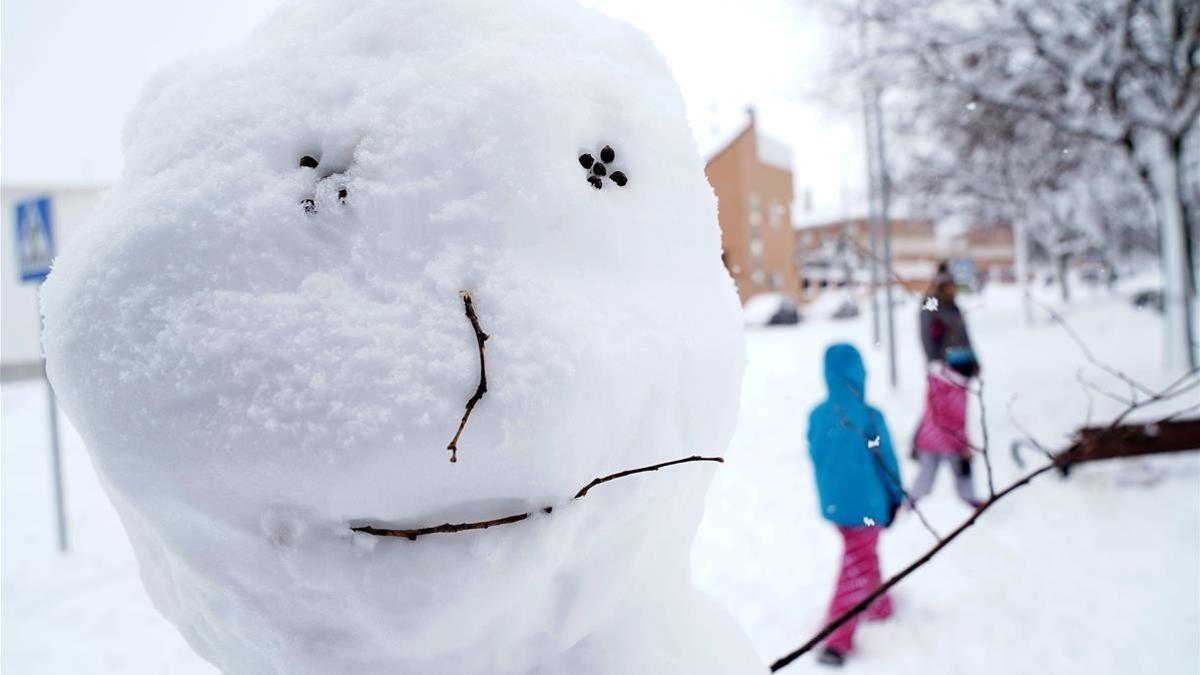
[{"xmin": 4, "ymin": 283, "xmax": 1198, "ymax": 674}]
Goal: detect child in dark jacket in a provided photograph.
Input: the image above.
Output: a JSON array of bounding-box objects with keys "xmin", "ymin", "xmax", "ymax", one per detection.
[
  {"xmin": 808, "ymin": 343, "xmax": 904, "ymax": 667},
  {"xmin": 912, "ymin": 265, "xmax": 981, "ymax": 508}
]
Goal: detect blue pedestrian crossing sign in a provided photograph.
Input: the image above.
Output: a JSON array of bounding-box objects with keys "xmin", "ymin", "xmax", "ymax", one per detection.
[{"xmin": 14, "ymin": 196, "xmax": 56, "ymax": 283}]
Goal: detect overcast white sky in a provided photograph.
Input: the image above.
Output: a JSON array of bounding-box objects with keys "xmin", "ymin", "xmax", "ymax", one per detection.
[{"xmin": 1, "ymin": 0, "xmax": 866, "ymax": 218}]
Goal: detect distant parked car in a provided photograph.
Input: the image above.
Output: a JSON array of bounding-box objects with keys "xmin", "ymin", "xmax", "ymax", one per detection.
[
  {"xmin": 744, "ymin": 293, "xmax": 802, "ymax": 326},
  {"xmin": 831, "ymin": 300, "xmax": 860, "ymax": 320},
  {"xmin": 1131, "ymin": 288, "xmax": 1164, "ymax": 313}
]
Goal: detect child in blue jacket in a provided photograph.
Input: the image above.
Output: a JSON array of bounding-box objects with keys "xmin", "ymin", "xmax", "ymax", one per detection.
[{"xmin": 808, "ymin": 343, "xmax": 904, "ymax": 667}]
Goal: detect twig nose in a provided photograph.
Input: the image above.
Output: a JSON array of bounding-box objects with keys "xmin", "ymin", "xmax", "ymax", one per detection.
[{"xmin": 446, "ymin": 291, "xmax": 490, "ymax": 463}]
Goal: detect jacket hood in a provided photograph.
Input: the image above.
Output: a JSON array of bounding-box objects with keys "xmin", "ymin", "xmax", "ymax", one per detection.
[{"xmin": 824, "ymin": 343, "xmax": 866, "ymax": 402}]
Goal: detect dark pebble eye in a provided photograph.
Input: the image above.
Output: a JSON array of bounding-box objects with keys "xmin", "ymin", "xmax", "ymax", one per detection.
[
  {"xmin": 299, "ymin": 155, "xmax": 319, "ymax": 169},
  {"xmin": 301, "ymin": 198, "xmax": 316, "ymax": 213},
  {"xmin": 609, "ymin": 171, "xmax": 627, "ymax": 187},
  {"xmin": 592, "ymin": 162, "xmax": 607, "ymax": 177},
  {"xmin": 587, "ymin": 175, "xmax": 603, "ymax": 189},
  {"xmin": 337, "ymin": 187, "xmax": 348, "ymax": 202},
  {"xmin": 600, "ymin": 145, "xmax": 615, "ymax": 163},
  {"xmin": 579, "ymin": 154, "xmax": 595, "ymax": 169}
]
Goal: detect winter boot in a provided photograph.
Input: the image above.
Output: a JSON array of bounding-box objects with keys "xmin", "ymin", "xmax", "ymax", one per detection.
[{"xmin": 818, "ymin": 647, "xmax": 846, "ymax": 667}]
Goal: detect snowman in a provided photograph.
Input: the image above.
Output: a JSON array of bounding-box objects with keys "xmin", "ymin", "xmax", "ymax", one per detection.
[{"xmin": 41, "ymin": 1, "xmax": 761, "ymax": 673}]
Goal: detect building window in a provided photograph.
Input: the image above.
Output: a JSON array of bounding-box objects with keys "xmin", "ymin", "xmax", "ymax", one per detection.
[
  {"xmin": 751, "ymin": 269, "xmax": 766, "ymax": 284},
  {"xmin": 769, "ymin": 202, "xmax": 785, "ymax": 228},
  {"xmin": 769, "ymin": 272, "xmax": 783, "ymax": 290}
]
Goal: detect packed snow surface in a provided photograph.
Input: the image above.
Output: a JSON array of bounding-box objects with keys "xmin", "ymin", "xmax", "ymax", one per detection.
[{"xmin": 38, "ymin": 1, "xmax": 759, "ymax": 673}]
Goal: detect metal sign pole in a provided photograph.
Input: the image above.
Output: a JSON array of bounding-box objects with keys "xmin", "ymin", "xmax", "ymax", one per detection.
[
  {"xmin": 45, "ymin": 364, "xmax": 68, "ymax": 552},
  {"xmin": 37, "ymin": 293, "xmax": 68, "ymax": 553},
  {"xmin": 16, "ymin": 194, "xmax": 66, "ymax": 552}
]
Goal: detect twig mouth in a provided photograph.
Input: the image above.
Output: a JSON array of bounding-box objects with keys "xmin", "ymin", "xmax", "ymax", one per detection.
[
  {"xmin": 351, "ymin": 455, "xmax": 723, "ymax": 541},
  {"xmin": 347, "ymin": 498, "xmax": 534, "ymax": 532}
]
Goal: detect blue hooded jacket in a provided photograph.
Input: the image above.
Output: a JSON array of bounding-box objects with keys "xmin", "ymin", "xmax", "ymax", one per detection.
[{"xmin": 808, "ymin": 343, "xmax": 904, "ymax": 527}]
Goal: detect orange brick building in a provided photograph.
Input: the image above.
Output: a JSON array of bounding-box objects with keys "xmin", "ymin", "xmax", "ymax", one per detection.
[
  {"xmin": 704, "ymin": 110, "xmax": 1016, "ymax": 305},
  {"xmin": 704, "ymin": 110, "xmax": 799, "ymax": 303}
]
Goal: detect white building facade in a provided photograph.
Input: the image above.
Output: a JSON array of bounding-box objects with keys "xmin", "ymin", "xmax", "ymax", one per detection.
[{"xmin": 1, "ymin": 185, "xmax": 104, "ymax": 380}]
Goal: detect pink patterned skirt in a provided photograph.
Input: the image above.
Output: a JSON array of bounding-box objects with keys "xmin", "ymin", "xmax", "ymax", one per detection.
[{"xmin": 914, "ymin": 368, "xmax": 969, "ymax": 456}]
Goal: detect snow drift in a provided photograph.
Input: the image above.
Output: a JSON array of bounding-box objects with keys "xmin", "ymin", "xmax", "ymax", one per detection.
[{"xmin": 40, "ymin": 1, "xmax": 760, "ymax": 673}]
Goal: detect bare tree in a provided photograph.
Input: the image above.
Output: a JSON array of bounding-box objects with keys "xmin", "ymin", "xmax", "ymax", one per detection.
[
  {"xmin": 890, "ymin": 84, "xmax": 1155, "ymax": 304},
  {"xmin": 842, "ymin": 0, "xmax": 1199, "ymax": 368}
]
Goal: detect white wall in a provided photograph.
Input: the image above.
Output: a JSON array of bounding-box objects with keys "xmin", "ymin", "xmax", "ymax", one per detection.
[{"xmin": 1, "ymin": 186, "xmax": 104, "ymax": 375}]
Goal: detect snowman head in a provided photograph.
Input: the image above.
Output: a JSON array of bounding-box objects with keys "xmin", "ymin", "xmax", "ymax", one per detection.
[{"xmin": 42, "ymin": 1, "xmax": 746, "ymax": 673}]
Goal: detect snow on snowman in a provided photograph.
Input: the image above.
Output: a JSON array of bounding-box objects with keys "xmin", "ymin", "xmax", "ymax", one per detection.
[{"xmin": 41, "ymin": 1, "xmax": 762, "ymax": 673}]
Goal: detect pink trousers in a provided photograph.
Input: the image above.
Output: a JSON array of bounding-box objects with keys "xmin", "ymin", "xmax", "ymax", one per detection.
[{"xmin": 824, "ymin": 526, "xmax": 892, "ymax": 653}]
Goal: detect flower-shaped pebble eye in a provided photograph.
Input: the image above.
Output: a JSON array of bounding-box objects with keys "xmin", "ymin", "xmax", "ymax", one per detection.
[
  {"xmin": 297, "ymin": 155, "xmax": 348, "ymax": 213},
  {"xmin": 578, "ymin": 145, "xmax": 628, "ymax": 189}
]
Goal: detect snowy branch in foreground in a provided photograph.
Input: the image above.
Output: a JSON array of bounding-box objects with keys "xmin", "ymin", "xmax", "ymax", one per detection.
[
  {"xmin": 351, "ymin": 455, "xmax": 724, "ymax": 540},
  {"xmin": 446, "ymin": 291, "xmax": 490, "ymax": 463}
]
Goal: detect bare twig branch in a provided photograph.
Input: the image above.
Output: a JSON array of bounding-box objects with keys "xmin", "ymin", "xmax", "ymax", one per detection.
[
  {"xmin": 1027, "ymin": 293, "xmax": 1157, "ymax": 398},
  {"xmin": 1157, "ymin": 370, "xmax": 1200, "ymax": 399},
  {"xmin": 1086, "ymin": 387, "xmax": 1096, "ymax": 426},
  {"xmin": 974, "ymin": 377, "xmax": 996, "ymax": 497},
  {"xmin": 446, "ymin": 291, "xmax": 489, "ymax": 463},
  {"xmin": 1076, "ymin": 368, "xmax": 1135, "ymax": 407},
  {"xmin": 352, "ymin": 455, "xmax": 723, "ymax": 541},
  {"xmin": 1160, "ymin": 402, "xmax": 1200, "ymax": 424},
  {"xmin": 1006, "ymin": 396, "xmax": 1056, "ymax": 463},
  {"xmin": 1107, "ymin": 367, "xmax": 1199, "ymax": 428},
  {"xmin": 574, "ymin": 455, "xmax": 725, "ymax": 499}
]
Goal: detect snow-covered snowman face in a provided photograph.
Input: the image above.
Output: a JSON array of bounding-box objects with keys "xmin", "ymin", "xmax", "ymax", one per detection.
[{"xmin": 42, "ymin": 1, "xmax": 749, "ymax": 673}]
